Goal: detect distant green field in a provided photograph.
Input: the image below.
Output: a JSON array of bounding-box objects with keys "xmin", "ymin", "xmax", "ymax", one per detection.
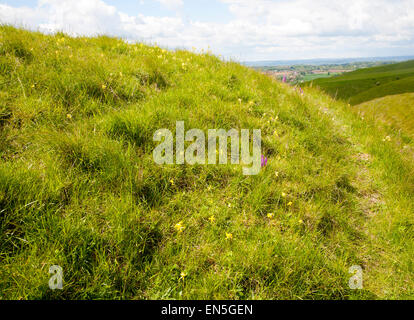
[
  {"xmin": 354, "ymin": 93, "xmax": 414, "ymax": 139},
  {"xmin": 302, "ymin": 73, "xmax": 340, "ymax": 82},
  {"xmin": 305, "ymin": 60, "xmax": 414, "ymax": 105}
]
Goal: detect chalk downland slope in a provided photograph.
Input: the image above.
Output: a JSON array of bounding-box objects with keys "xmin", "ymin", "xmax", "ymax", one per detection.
[
  {"xmin": 1, "ymin": 26, "xmax": 414, "ymax": 299},
  {"xmin": 354, "ymin": 93, "xmax": 414, "ymax": 140}
]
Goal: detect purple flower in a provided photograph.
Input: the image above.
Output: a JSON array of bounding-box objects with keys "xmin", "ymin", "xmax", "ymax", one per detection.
[
  {"xmin": 261, "ymin": 155, "xmax": 268, "ymax": 168},
  {"xmin": 282, "ymin": 75, "xmax": 287, "ymax": 83}
]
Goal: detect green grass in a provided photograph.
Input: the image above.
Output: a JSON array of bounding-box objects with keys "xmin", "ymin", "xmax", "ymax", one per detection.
[
  {"xmin": 1, "ymin": 25, "xmax": 414, "ymax": 300},
  {"xmin": 350, "ymin": 76, "xmax": 414, "ymax": 105},
  {"xmin": 354, "ymin": 93, "xmax": 414, "ymax": 140},
  {"xmin": 305, "ymin": 60, "xmax": 414, "ymax": 105},
  {"xmin": 302, "ymin": 73, "xmax": 340, "ymax": 82}
]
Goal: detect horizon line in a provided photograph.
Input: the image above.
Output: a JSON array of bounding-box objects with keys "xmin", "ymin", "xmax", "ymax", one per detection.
[{"xmin": 242, "ymin": 55, "xmax": 414, "ymax": 64}]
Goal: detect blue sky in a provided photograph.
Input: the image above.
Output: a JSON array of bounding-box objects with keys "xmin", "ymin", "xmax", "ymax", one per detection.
[
  {"xmin": 1, "ymin": 0, "xmax": 413, "ymax": 61},
  {"xmin": 0, "ymin": 0, "xmax": 232, "ymax": 21}
]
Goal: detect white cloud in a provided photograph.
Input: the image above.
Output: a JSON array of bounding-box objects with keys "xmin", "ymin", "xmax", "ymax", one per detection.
[
  {"xmin": 0, "ymin": 0, "xmax": 413, "ymax": 60},
  {"xmin": 154, "ymin": 0, "xmax": 184, "ymax": 10},
  {"xmin": 0, "ymin": 0, "xmax": 123, "ymax": 36}
]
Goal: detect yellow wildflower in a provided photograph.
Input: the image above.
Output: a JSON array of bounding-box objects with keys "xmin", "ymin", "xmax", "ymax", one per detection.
[
  {"xmin": 101, "ymin": 84, "xmax": 106, "ymax": 90},
  {"xmin": 209, "ymin": 215, "xmax": 215, "ymax": 223},
  {"xmin": 267, "ymin": 213, "xmax": 274, "ymax": 219},
  {"xmin": 180, "ymin": 272, "xmax": 187, "ymax": 280},
  {"xmin": 287, "ymin": 201, "xmax": 293, "ymax": 207},
  {"xmin": 66, "ymin": 114, "xmax": 72, "ymax": 119},
  {"xmin": 281, "ymin": 192, "xmax": 287, "ymax": 198},
  {"xmin": 170, "ymin": 179, "xmax": 175, "ymax": 186},
  {"xmin": 275, "ymin": 171, "xmax": 279, "ymax": 178},
  {"xmin": 225, "ymin": 233, "xmax": 233, "ymax": 240},
  {"xmin": 174, "ymin": 221, "xmax": 185, "ymax": 233}
]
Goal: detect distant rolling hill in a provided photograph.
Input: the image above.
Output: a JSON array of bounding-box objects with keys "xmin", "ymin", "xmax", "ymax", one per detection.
[
  {"xmin": 305, "ymin": 60, "xmax": 414, "ymax": 105},
  {"xmin": 243, "ymin": 56, "xmax": 414, "ymax": 67},
  {"xmin": 354, "ymin": 93, "xmax": 414, "ymax": 139}
]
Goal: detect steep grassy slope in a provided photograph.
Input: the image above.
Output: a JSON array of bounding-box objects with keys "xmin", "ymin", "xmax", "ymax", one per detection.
[
  {"xmin": 350, "ymin": 76, "xmax": 414, "ymax": 105},
  {"xmin": 354, "ymin": 93, "xmax": 414, "ymax": 139},
  {"xmin": 1, "ymin": 26, "xmax": 414, "ymax": 300},
  {"xmin": 306, "ymin": 60, "xmax": 414, "ymax": 105}
]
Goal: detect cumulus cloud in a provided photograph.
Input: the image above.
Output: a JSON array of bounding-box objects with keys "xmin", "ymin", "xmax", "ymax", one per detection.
[
  {"xmin": 0, "ymin": 0, "xmax": 413, "ymax": 60},
  {"xmin": 0, "ymin": 0, "xmax": 122, "ymax": 36},
  {"xmin": 154, "ymin": 0, "xmax": 184, "ymax": 10}
]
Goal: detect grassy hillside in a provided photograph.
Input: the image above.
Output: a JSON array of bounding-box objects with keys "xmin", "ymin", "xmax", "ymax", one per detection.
[
  {"xmin": 305, "ymin": 60, "xmax": 414, "ymax": 105},
  {"xmin": 1, "ymin": 26, "xmax": 414, "ymax": 300},
  {"xmin": 350, "ymin": 76, "xmax": 414, "ymax": 105},
  {"xmin": 354, "ymin": 93, "xmax": 414, "ymax": 140}
]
